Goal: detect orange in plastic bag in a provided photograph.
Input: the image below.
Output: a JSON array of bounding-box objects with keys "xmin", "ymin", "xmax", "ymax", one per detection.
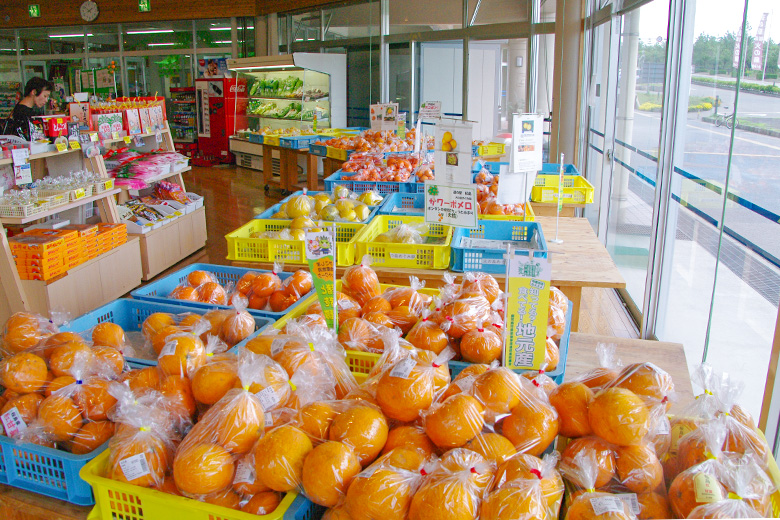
[
  {"xmin": 342, "ymin": 255, "xmax": 381, "ymax": 306},
  {"xmin": 254, "ymin": 424, "xmax": 313, "ymax": 492},
  {"xmin": 464, "ymin": 432, "xmax": 517, "ymax": 465},
  {"xmin": 328, "ymin": 402, "xmax": 389, "ymax": 466},
  {"xmin": 560, "ymin": 448, "xmax": 637, "ymax": 520},
  {"xmin": 560, "ymin": 437, "xmax": 617, "ymax": 489},
  {"xmin": 423, "ymin": 393, "xmax": 484, "ymax": 449},
  {"xmin": 588, "ymin": 387, "xmax": 651, "ymax": 447},
  {"xmin": 549, "ymin": 381, "xmax": 594, "ymax": 438},
  {"xmin": 302, "ymin": 440, "xmax": 362, "ymax": 507}
]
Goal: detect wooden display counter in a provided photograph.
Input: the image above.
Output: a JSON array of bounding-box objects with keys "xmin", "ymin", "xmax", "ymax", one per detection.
[
  {"xmin": 131, "ymin": 206, "xmax": 207, "ymax": 281},
  {"xmin": 530, "ymin": 201, "xmax": 586, "ymax": 218},
  {"xmin": 0, "ymin": 332, "xmax": 691, "ymax": 520}
]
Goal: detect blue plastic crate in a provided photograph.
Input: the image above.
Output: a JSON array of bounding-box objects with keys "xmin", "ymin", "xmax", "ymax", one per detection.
[
  {"xmin": 309, "ymin": 143, "xmax": 328, "ymax": 156},
  {"xmin": 131, "ymin": 263, "xmax": 313, "ymax": 321},
  {"xmin": 324, "ymin": 171, "xmax": 412, "ymax": 195},
  {"xmin": 280, "ymin": 135, "xmax": 322, "ymax": 149},
  {"xmin": 378, "ymin": 192, "xmax": 425, "ymax": 216},
  {"xmin": 61, "ymin": 298, "xmax": 273, "ymax": 366},
  {"xmin": 540, "ymin": 163, "xmax": 580, "ymax": 175},
  {"xmin": 255, "ymin": 191, "xmax": 381, "ymax": 223},
  {"xmin": 246, "ymin": 133, "xmax": 263, "ymax": 144},
  {"xmin": 0, "ymin": 436, "xmax": 107, "ymax": 505},
  {"xmin": 450, "ymin": 221, "xmax": 547, "ymax": 274},
  {"xmin": 449, "ymin": 301, "xmax": 572, "ymax": 385}
]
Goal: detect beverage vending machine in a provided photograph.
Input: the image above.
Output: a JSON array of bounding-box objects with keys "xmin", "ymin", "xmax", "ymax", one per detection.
[{"xmin": 195, "ymin": 77, "xmax": 248, "ymax": 163}]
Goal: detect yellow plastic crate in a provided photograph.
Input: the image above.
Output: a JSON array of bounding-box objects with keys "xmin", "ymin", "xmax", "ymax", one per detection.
[
  {"xmin": 80, "ymin": 450, "xmax": 311, "ymax": 520},
  {"xmin": 353, "ymin": 215, "xmax": 452, "ymax": 269},
  {"xmin": 225, "ymin": 219, "xmax": 363, "ymax": 266},
  {"xmin": 326, "ymin": 146, "xmax": 352, "ymax": 161},
  {"xmin": 479, "ymin": 202, "xmax": 536, "ymax": 222},
  {"xmin": 263, "ymin": 135, "xmax": 281, "ymax": 147},
  {"xmin": 476, "ymin": 142, "xmax": 506, "ymax": 156},
  {"xmin": 530, "ymin": 174, "xmax": 595, "ymax": 204}
]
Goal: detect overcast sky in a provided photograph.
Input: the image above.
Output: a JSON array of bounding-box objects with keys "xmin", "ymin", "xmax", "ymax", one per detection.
[{"xmin": 637, "ymin": 0, "xmax": 780, "ymax": 43}]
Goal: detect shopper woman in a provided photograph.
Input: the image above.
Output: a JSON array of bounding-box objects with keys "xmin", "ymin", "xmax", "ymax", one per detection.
[{"xmin": 4, "ymin": 77, "xmax": 53, "ymax": 140}]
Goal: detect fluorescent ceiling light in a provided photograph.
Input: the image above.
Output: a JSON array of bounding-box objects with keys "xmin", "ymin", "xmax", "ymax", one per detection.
[
  {"xmin": 148, "ymin": 42, "xmax": 176, "ymax": 46},
  {"xmin": 210, "ymin": 27, "xmax": 254, "ymax": 31},
  {"xmin": 0, "ymin": 49, "xmax": 15, "ymax": 51},
  {"xmin": 214, "ymin": 41, "xmax": 232, "ymax": 44},
  {"xmin": 127, "ymin": 29, "xmax": 175, "ymax": 35},
  {"xmin": 50, "ymin": 33, "xmax": 93, "ymax": 38}
]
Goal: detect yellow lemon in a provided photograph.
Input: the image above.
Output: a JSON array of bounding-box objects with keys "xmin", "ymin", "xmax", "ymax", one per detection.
[
  {"xmin": 442, "ymin": 131, "xmax": 452, "ymax": 143},
  {"xmin": 290, "ymin": 216, "xmax": 315, "ymax": 230}
]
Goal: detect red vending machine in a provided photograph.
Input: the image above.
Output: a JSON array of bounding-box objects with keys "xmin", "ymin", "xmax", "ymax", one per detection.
[{"xmin": 195, "ymin": 77, "xmax": 248, "ymax": 164}]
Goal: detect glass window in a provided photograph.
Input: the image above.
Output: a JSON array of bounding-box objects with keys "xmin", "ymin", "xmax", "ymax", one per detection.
[
  {"xmin": 390, "ymin": 0, "xmax": 462, "ymax": 35},
  {"xmin": 87, "ymin": 25, "xmax": 119, "ymax": 53},
  {"xmin": 196, "ymin": 19, "xmax": 233, "ymax": 49},
  {"xmin": 419, "ymin": 41, "xmax": 464, "ymax": 118},
  {"xmin": 346, "ymin": 44, "xmax": 380, "ymax": 126},
  {"xmin": 291, "ymin": 12, "xmax": 323, "ymax": 42},
  {"xmin": 467, "ymin": 0, "xmax": 529, "ymax": 26},
  {"xmin": 87, "ymin": 57, "xmax": 123, "ymax": 97},
  {"xmin": 22, "ymin": 27, "xmax": 85, "ymax": 55},
  {"xmin": 237, "ymin": 17, "xmax": 255, "ymax": 58},
  {"xmin": 467, "ymin": 40, "xmax": 504, "ymax": 140},
  {"xmin": 123, "ymin": 21, "xmax": 193, "ymax": 52},
  {"xmin": 603, "ymin": 0, "xmax": 669, "ymax": 310},
  {"xmin": 389, "ymin": 43, "xmax": 412, "ymax": 117},
  {"xmin": 323, "ymin": 1, "xmax": 380, "ymax": 41}
]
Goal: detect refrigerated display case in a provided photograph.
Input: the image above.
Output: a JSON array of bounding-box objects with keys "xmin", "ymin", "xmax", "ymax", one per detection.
[
  {"xmin": 227, "ymin": 53, "xmax": 346, "ymax": 169},
  {"xmin": 195, "ymin": 77, "xmax": 248, "ymax": 164}
]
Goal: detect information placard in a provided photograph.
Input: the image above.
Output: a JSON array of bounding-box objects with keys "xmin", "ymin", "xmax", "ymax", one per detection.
[
  {"xmin": 305, "ymin": 230, "xmax": 338, "ymax": 330},
  {"xmin": 369, "ymin": 103, "xmax": 398, "ymax": 132},
  {"xmin": 433, "ymin": 120, "xmax": 473, "ymax": 184},
  {"xmin": 424, "ymin": 182, "xmax": 478, "ymax": 229},
  {"xmin": 418, "ymin": 101, "xmax": 442, "ymax": 121},
  {"xmin": 511, "ymin": 113, "xmax": 544, "ymax": 172},
  {"xmin": 504, "ymin": 252, "xmax": 551, "ymax": 370}
]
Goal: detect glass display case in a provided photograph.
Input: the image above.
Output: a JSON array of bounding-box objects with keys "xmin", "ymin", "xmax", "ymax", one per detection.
[{"xmin": 228, "ymin": 53, "xmax": 347, "ymax": 138}]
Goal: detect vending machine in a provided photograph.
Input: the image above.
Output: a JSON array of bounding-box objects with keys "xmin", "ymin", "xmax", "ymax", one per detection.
[{"xmin": 195, "ymin": 77, "xmax": 248, "ymax": 163}]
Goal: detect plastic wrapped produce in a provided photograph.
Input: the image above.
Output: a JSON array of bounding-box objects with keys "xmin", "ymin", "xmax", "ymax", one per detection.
[
  {"xmin": 460, "ymin": 327, "xmax": 502, "ymax": 364},
  {"xmin": 521, "ymin": 364, "xmax": 559, "ymax": 397},
  {"xmin": 492, "ymin": 452, "xmax": 563, "ymax": 517},
  {"xmin": 1, "ymin": 311, "xmax": 58, "ymax": 355},
  {"xmin": 480, "ymin": 477, "xmax": 549, "ymax": 520},
  {"xmin": 301, "ymin": 440, "xmax": 362, "ymax": 507},
  {"xmin": 406, "ymin": 309, "xmax": 450, "ymax": 354},
  {"xmin": 342, "ymin": 255, "xmax": 381, "ymax": 306},
  {"xmin": 614, "ymin": 442, "xmax": 664, "ymax": 494},
  {"xmin": 253, "ymin": 424, "xmax": 314, "ymax": 492},
  {"xmin": 560, "ymin": 436, "xmax": 617, "ymax": 489},
  {"xmin": 588, "ymin": 387, "xmax": 652, "ymax": 447},
  {"xmin": 423, "ymin": 393, "xmax": 485, "ymax": 449},
  {"xmin": 439, "ymin": 295, "xmax": 492, "ymax": 339},
  {"xmin": 408, "ymin": 448, "xmax": 495, "ymax": 520},
  {"xmin": 218, "ymin": 295, "xmax": 255, "ymax": 347},
  {"xmin": 190, "ymin": 336, "xmax": 236, "ymax": 406},
  {"xmin": 560, "ymin": 448, "xmax": 637, "ymax": 520},
  {"xmin": 381, "ymin": 424, "xmax": 437, "ymax": 458},
  {"xmin": 687, "ymin": 454, "xmax": 774, "ymax": 518},
  {"xmin": 327, "ymin": 401, "xmax": 389, "ymax": 466},
  {"xmin": 157, "ymin": 320, "xmax": 210, "ymax": 378},
  {"xmin": 574, "ymin": 343, "xmax": 622, "ymax": 390},
  {"xmin": 464, "ymin": 432, "xmax": 517, "ymax": 465},
  {"xmin": 337, "ymin": 317, "xmax": 387, "ymax": 353},
  {"xmin": 609, "ymin": 361, "xmax": 674, "ymax": 409}
]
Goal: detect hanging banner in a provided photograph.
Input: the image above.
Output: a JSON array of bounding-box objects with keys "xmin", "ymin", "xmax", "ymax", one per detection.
[
  {"xmin": 424, "ymin": 182, "xmax": 478, "ymax": 229},
  {"xmin": 511, "ymin": 113, "xmax": 544, "ymax": 172},
  {"xmin": 503, "ymin": 252, "xmax": 551, "ymax": 370},
  {"xmin": 433, "ymin": 119, "xmax": 473, "ymax": 184},
  {"xmin": 305, "ymin": 230, "xmax": 338, "ymax": 330},
  {"xmin": 733, "ymin": 27, "xmax": 743, "ymax": 69},
  {"xmin": 751, "ymin": 13, "xmax": 769, "ymax": 71},
  {"xmin": 369, "ymin": 103, "xmax": 398, "ymax": 132}
]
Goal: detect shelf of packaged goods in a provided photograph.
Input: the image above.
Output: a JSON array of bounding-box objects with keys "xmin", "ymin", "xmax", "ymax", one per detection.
[
  {"xmin": 102, "ymin": 128, "xmax": 171, "ymax": 145},
  {"xmin": 173, "ymin": 138, "xmax": 197, "ymax": 143},
  {"xmin": 169, "ymin": 124, "xmax": 196, "ymax": 129},
  {"xmin": 246, "ymin": 114, "xmax": 326, "ymax": 122},
  {"xmin": 0, "ymin": 188, "xmax": 121, "ymax": 225},
  {"xmin": 116, "ymin": 166, "xmax": 191, "ymax": 192},
  {"xmin": 171, "ymin": 100, "xmax": 196, "ymax": 104},
  {"xmin": 249, "ymin": 95, "xmax": 329, "ymax": 101}
]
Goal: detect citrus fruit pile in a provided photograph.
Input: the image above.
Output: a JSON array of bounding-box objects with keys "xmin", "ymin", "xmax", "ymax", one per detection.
[
  {"xmin": 340, "ymin": 153, "xmax": 421, "ymax": 182},
  {"xmin": 0, "ymin": 312, "xmax": 128, "ymax": 454},
  {"xmin": 170, "ymin": 267, "xmax": 312, "ymax": 312},
  {"xmin": 475, "ymin": 168, "xmax": 531, "ymax": 217},
  {"xmin": 316, "ymin": 128, "xmax": 433, "ymax": 154},
  {"xmin": 270, "ymin": 190, "xmax": 381, "ymax": 223}
]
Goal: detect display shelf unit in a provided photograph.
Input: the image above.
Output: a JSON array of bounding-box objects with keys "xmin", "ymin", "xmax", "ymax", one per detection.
[
  {"xmin": 101, "ymin": 122, "xmax": 207, "ymax": 280},
  {"xmin": 0, "ymin": 149, "xmax": 143, "ymax": 324},
  {"xmin": 169, "ymin": 87, "xmax": 197, "ymax": 143},
  {"xmin": 0, "ymin": 82, "xmax": 20, "ymax": 119}
]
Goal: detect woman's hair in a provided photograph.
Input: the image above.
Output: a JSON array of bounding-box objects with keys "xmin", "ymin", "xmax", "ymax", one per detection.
[{"xmin": 24, "ymin": 77, "xmax": 54, "ymax": 97}]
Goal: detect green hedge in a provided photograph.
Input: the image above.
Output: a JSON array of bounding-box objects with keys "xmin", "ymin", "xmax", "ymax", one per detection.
[{"xmin": 693, "ymin": 76, "xmax": 780, "ymax": 94}]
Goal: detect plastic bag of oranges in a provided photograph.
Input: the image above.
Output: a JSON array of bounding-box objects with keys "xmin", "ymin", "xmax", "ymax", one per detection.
[
  {"xmin": 190, "ymin": 336, "xmax": 237, "ymax": 406},
  {"xmin": 460, "ymin": 271, "xmax": 502, "ymax": 305},
  {"xmin": 573, "ymin": 343, "xmax": 623, "ymax": 390},
  {"xmin": 491, "ymin": 452, "xmax": 564, "ymax": 519},
  {"xmin": 157, "ymin": 320, "xmax": 210, "ymax": 378},
  {"xmin": 372, "ymin": 344, "xmax": 454, "ymax": 422},
  {"xmin": 172, "ymin": 350, "xmax": 288, "ymax": 497},
  {"xmin": 715, "ymin": 379, "xmax": 770, "ymax": 468},
  {"xmin": 408, "ymin": 448, "xmax": 495, "ymax": 520},
  {"xmin": 217, "ymin": 295, "xmax": 255, "ymax": 347},
  {"xmin": 381, "ymin": 276, "xmax": 432, "ymax": 316},
  {"xmin": 1, "ymin": 311, "xmax": 59, "ymax": 356},
  {"xmin": 344, "ymin": 446, "xmax": 433, "ymax": 519},
  {"xmin": 550, "ymin": 286, "xmax": 568, "ymax": 314},
  {"xmin": 406, "ymin": 309, "xmax": 450, "ymax": 355},
  {"xmin": 520, "ymin": 363, "xmax": 559, "ymax": 397},
  {"xmin": 342, "ymin": 255, "xmax": 381, "ymax": 306},
  {"xmin": 106, "ymin": 384, "xmax": 179, "ymax": 488},
  {"xmin": 607, "ymin": 361, "xmax": 675, "ymax": 411},
  {"xmin": 559, "ymin": 448, "xmax": 638, "ymax": 520},
  {"xmin": 422, "ymin": 392, "xmax": 485, "ymax": 450},
  {"xmin": 439, "ymin": 295, "xmax": 492, "ymax": 340},
  {"xmin": 338, "ymin": 317, "xmax": 388, "ymax": 353}
]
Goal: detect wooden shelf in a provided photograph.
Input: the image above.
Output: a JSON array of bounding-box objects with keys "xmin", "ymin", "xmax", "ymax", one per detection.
[
  {"xmin": 0, "ymin": 158, "xmax": 11, "ymax": 166},
  {"xmin": 0, "ymin": 188, "xmax": 121, "ymax": 225},
  {"xmin": 102, "ymin": 128, "xmax": 170, "ymax": 145},
  {"xmin": 117, "ymin": 166, "xmax": 191, "ymax": 191},
  {"xmin": 28, "ymin": 147, "xmax": 80, "ymax": 161}
]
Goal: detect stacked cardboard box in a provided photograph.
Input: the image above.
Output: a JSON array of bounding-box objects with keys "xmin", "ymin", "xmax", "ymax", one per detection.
[
  {"xmin": 9, "ymin": 234, "xmax": 66, "ymax": 281},
  {"xmin": 97, "ymin": 223, "xmax": 127, "ymax": 250},
  {"xmin": 62, "ymin": 224, "xmax": 99, "ymax": 261}
]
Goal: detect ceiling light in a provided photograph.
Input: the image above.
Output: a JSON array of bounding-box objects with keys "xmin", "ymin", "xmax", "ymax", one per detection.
[
  {"xmin": 214, "ymin": 40, "xmax": 232, "ymax": 44},
  {"xmin": 148, "ymin": 42, "xmax": 176, "ymax": 46},
  {"xmin": 50, "ymin": 33, "xmax": 93, "ymax": 38},
  {"xmin": 127, "ymin": 29, "xmax": 175, "ymax": 35}
]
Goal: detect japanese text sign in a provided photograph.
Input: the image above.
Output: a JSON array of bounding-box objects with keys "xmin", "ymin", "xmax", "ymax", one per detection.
[
  {"xmin": 305, "ymin": 230, "xmax": 338, "ymax": 330},
  {"xmin": 511, "ymin": 113, "xmax": 544, "ymax": 173},
  {"xmin": 424, "ymin": 182, "xmax": 478, "ymax": 229},
  {"xmin": 504, "ymin": 252, "xmax": 551, "ymax": 370},
  {"xmin": 370, "ymin": 103, "xmax": 398, "ymax": 132},
  {"xmin": 419, "ymin": 101, "xmax": 442, "ymax": 121}
]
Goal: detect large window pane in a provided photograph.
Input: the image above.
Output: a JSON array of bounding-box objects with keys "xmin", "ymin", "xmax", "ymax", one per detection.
[
  {"xmin": 467, "ymin": 0, "xmax": 530, "ymax": 25},
  {"xmin": 419, "ymin": 41, "xmax": 463, "ymax": 118},
  {"xmin": 323, "ymin": 1, "xmax": 380, "ymax": 41},
  {"xmin": 346, "ymin": 45, "xmax": 380, "ymax": 126},
  {"xmin": 196, "ymin": 19, "xmax": 233, "ymax": 49},
  {"xmin": 389, "ymin": 43, "xmax": 412, "ymax": 118},
  {"xmin": 604, "ymin": 0, "xmax": 668, "ymax": 310},
  {"xmin": 123, "ymin": 21, "xmax": 193, "ymax": 52},
  {"xmin": 391, "ymin": 0, "xmax": 462, "ymax": 35},
  {"xmin": 21, "ymin": 27, "xmax": 85, "ymax": 55},
  {"xmin": 87, "ymin": 25, "xmax": 119, "ymax": 53}
]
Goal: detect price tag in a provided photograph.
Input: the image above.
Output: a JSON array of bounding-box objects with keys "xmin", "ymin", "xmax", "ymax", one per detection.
[
  {"xmin": 694, "ymin": 473, "xmax": 723, "ymax": 503},
  {"xmin": 133, "ymin": 135, "xmax": 144, "ymax": 147},
  {"xmin": 73, "ymin": 188, "xmax": 86, "ymax": 200},
  {"xmin": 1, "ymin": 407, "xmax": 27, "ymax": 438},
  {"xmin": 454, "ymin": 374, "xmax": 476, "ymax": 391},
  {"xmin": 90, "ymin": 132, "xmax": 99, "ymax": 142},
  {"xmin": 55, "ymin": 141, "xmax": 68, "ymax": 153},
  {"xmin": 144, "ymin": 126, "xmax": 152, "ymax": 134},
  {"xmin": 159, "ymin": 341, "xmax": 177, "ymax": 358},
  {"xmin": 123, "ymin": 136, "xmax": 132, "ymax": 144},
  {"xmin": 424, "ymin": 182, "xmax": 478, "ymax": 229},
  {"xmin": 69, "ymin": 140, "xmax": 81, "ymax": 150},
  {"xmin": 589, "ymin": 496, "xmax": 625, "ymax": 516},
  {"xmin": 390, "ymin": 357, "xmax": 416, "ymax": 379},
  {"xmin": 105, "ymin": 178, "xmax": 115, "ymax": 190},
  {"xmin": 615, "ymin": 494, "xmax": 640, "ymax": 516},
  {"xmin": 234, "ymin": 461, "xmax": 255, "ymax": 484},
  {"xmin": 155, "ymin": 130, "xmax": 163, "ymax": 144},
  {"xmin": 255, "ymin": 386, "xmax": 279, "ymax": 410},
  {"xmin": 119, "ymin": 453, "xmax": 151, "ymax": 482},
  {"xmin": 111, "ymin": 131, "xmax": 120, "ymax": 140},
  {"xmin": 271, "ymin": 338, "xmax": 286, "ymax": 356}
]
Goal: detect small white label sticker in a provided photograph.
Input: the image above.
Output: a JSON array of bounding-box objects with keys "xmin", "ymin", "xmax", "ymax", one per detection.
[
  {"xmin": 234, "ymin": 461, "xmax": 255, "ymax": 484},
  {"xmin": 255, "ymin": 386, "xmax": 279, "ymax": 410},
  {"xmin": 481, "ymin": 258, "xmax": 506, "ymax": 265},
  {"xmin": 1, "ymin": 407, "xmax": 27, "ymax": 438},
  {"xmin": 264, "ymin": 414, "xmax": 274, "ymax": 428},
  {"xmin": 390, "ymin": 357, "xmax": 417, "ymax": 379},
  {"xmin": 271, "ymin": 338, "xmax": 286, "ymax": 356},
  {"xmin": 159, "ymin": 341, "xmax": 177, "ymax": 358},
  {"xmin": 119, "ymin": 453, "xmax": 151, "ymax": 482},
  {"xmin": 615, "ymin": 494, "xmax": 640, "ymax": 515},
  {"xmin": 454, "ymin": 375, "xmax": 477, "ymax": 391},
  {"xmin": 590, "ymin": 496, "xmax": 624, "ymax": 516},
  {"xmin": 657, "ymin": 418, "xmax": 671, "ymax": 435},
  {"xmin": 389, "ymin": 253, "xmax": 416, "ymax": 260}
]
